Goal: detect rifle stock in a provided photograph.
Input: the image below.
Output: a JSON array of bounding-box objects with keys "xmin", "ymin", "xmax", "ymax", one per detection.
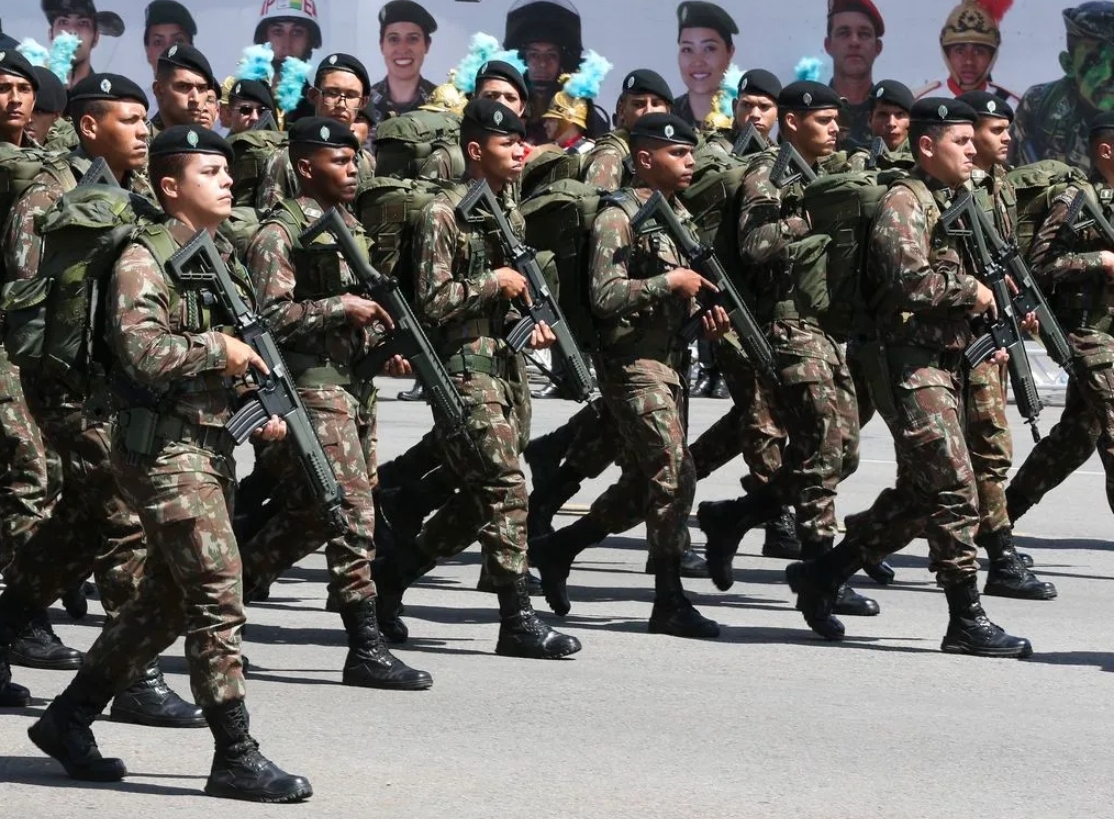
[
  {"xmin": 77, "ymin": 156, "xmax": 119, "ymax": 188},
  {"xmin": 731, "ymin": 123, "xmax": 767, "ymax": 157},
  {"xmin": 770, "ymin": 141, "xmax": 818, "ymax": 188}
]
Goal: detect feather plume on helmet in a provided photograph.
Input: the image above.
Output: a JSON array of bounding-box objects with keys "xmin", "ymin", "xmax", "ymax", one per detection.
[{"xmin": 542, "ymin": 50, "xmax": 611, "ymax": 130}]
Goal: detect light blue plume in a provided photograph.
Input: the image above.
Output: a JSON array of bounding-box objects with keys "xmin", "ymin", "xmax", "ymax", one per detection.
[
  {"xmin": 237, "ymin": 43, "xmax": 275, "ymax": 84},
  {"xmin": 453, "ymin": 32, "xmax": 503, "ymax": 93},
  {"xmin": 491, "ymin": 48, "xmax": 527, "ymax": 78},
  {"xmin": 16, "ymin": 38, "xmax": 50, "ymax": 69},
  {"xmin": 276, "ymin": 56, "xmax": 312, "ymax": 113},
  {"xmin": 563, "ymin": 50, "xmax": 612, "ymax": 100},
  {"xmin": 795, "ymin": 56, "xmax": 824, "ymax": 83},
  {"xmin": 48, "ymin": 32, "xmax": 80, "ymax": 83},
  {"xmin": 719, "ymin": 63, "xmax": 743, "ymax": 118}
]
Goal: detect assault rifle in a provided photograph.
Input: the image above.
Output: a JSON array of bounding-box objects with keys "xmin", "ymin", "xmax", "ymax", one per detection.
[
  {"xmin": 866, "ymin": 137, "xmax": 887, "ymax": 170},
  {"xmin": 251, "ymin": 108, "xmax": 278, "ymax": 132},
  {"xmin": 1066, "ymin": 187, "xmax": 1114, "ymax": 244},
  {"xmin": 456, "ymin": 179, "xmax": 595, "ymax": 402},
  {"xmin": 770, "ymin": 141, "xmax": 818, "ymax": 187},
  {"xmin": 167, "ymin": 230, "xmax": 345, "ymax": 531},
  {"xmin": 942, "ymin": 193, "xmax": 1043, "ymax": 442},
  {"xmin": 731, "ymin": 123, "xmax": 768, "ymax": 157},
  {"xmin": 630, "ymin": 190, "xmax": 777, "ymax": 380},
  {"xmin": 299, "ymin": 208, "xmax": 477, "ymax": 444},
  {"xmin": 78, "ymin": 156, "xmax": 119, "ymax": 187}
]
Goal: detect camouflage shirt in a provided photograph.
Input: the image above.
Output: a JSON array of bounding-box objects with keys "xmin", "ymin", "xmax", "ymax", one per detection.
[
  {"xmin": 867, "ymin": 170, "xmax": 981, "ymax": 352},
  {"xmin": 582, "ymin": 131, "xmax": 631, "ymax": 191},
  {"xmin": 1008, "ymin": 77, "xmax": 1095, "ymax": 173},
  {"xmin": 256, "ymin": 146, "xmax": 377, "ymax": 211}
]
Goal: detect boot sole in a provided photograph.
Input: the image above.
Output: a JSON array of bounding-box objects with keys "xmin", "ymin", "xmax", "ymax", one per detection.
[
  {"xmin": 983, "ymin": 585, "xmax": 1058, "ymax": 601},
  {"xmin": 9, "ymin": 653, "xmax": 84, "ymax": 671},
  {"xmin": 941, "ymin": 640, "xmax": 1033, "ymax": 659},
  {"xmin": 341, "ymin": 674, "xmax": 433, "ymax": 691},
  {"xmin": 204, "ymin": 782, "xmax": 314, "ymax": 803},
  {"xmin": 27, "ymin": 723, "xmax": 128, "ymax": 781},
  {"xmin": 495, "ymin": 641, "xmax": 581, "ymax": 660},
  {"xmin": 108, "ymin": 706, "xmax": 208, "ymax": 729}
]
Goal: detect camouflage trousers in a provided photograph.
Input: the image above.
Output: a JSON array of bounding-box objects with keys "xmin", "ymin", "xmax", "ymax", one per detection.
[
  {"xmin": 558, "ymin": 396, "xmax": 622, "ymax": 480},
  {"xmin": 0, "ymin": 351, "xmax": 60, "ymax": 567},
  {"xmin": 1008, "ymin": 330, "xmax": 1114, "ymax": 510},
  {"xmin": 965, "ymin": 359, "xmax": 1014, "ymax": 534},
  {"xmin": 80, "ymin": 436, "xmax": 245, "ymax": 708},
  {"xmin": 848, "ymin": 361, "xmax": 980, "ymax": 582},
  {"xmin": 5, "ymin": 394, "xmax": 145, "ymax": 619},
  {"xmin": 584, "ymin": 359, "xmax": 694, "ymax": 559},
  {"xmin": 846, "ymin": 340, "xmax": 880, "ymax": 429},
  {"xmin": 412, "ymin": 372, "xmax": 528, "ymax": 585},
  {"xmin": 768, "ymin": 321, "xmax": 859, "ymax": 540},
  {"xmin": 241, "ymin": 385, "xmax": 379, "ymax": 607}
]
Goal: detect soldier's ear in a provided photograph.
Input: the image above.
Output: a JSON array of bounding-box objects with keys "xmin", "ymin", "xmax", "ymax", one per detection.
[
  {"xmin": 918, "ymin": 133, "xmax": 936, "ymax": 160},
  {"xmin": 466, "ymin": 139, "xmax": 484, "ymax": 163},
  {"xmin": 1058, "ymin": 51, "xmax": 1073, "ymax": 78}
]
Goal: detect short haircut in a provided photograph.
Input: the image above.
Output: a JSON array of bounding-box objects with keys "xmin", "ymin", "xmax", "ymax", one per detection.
[
  {"xmin": 459, "ymin": 119, "xmax": 490, "ymax": 154},
  {"xmin": 908, "ymin": 122, "xmax": 952, "ymax": 155},
  {"xmin": 1091, "ymin": 128, "xmax": 1114, "ymax": 148},
  {"xmin": 148, "ymin": 152, "xmax": 192, "ymax": 209},
  {"xmin": 72, "ymin": 99, "xmax": 112, "ymax": 125}
]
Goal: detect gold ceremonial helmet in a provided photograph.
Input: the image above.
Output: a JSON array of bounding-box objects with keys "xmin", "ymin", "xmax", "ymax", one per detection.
[
  {"xmin": 703, "ymin": 90, "xmax": 733, "ymax": 132},
  {"xmin": 940, "ymin": 0, "xmax": 1005, "ymax": 52},
  {"xmin": 542, "ymin": 74, "xmax": 590, "ymax": 130},
  {"xmin": 420, "ymin": 71, "xmax": 468, "ymax": 115}
]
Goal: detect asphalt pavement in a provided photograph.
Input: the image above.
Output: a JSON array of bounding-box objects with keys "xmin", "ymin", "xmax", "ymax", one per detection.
[{"xmin": 2, "ymin": 378, "xmax": 1113, "ymax": 819}]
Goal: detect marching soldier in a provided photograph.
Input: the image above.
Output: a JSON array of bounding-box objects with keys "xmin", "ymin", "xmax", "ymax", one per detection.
[{"xmin": 583, "ymin": 68, "xmax": 673, "ymax": 190}]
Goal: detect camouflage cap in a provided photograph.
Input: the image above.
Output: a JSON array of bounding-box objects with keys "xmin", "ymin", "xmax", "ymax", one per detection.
[
  {"xmin": 1063, "ymin": 2, "xmax": 1114, "ymax": 44},
  {"xmin": 150, "ymin": 124, "xmax": 233, "ymax": 163}
]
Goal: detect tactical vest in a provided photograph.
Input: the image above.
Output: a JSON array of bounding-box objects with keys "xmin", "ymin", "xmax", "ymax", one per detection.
[
  {"xmin": 1050, "ymin": 183, "xmax": 1114, "ymax": 334},
  {"xmin": 583, "ymin": 130, "xmax": 634, "ymax": 189}
]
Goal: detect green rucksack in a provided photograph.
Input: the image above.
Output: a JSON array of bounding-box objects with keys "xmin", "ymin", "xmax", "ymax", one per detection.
[
  {"xmin": 520, "ymin": 146, "xmax": 588, "ymax": 200},
  {"xmin": 218, "ymin": 205, "xmax": 268, "ymax": 263},
  {"xmin": 1, "ymin": 184, "xmax": 164, "ymax": 397},
  {"xmin": 1005, "ymin": 159, "xmax": 1090, "ymax": 258},
  {"xmin": 229, "ymin": 128, "xmax": 288, "ymax": 207},
  {"xmin": 42, "ymin": 118, "xmax": 79, "ymax": 153},
  {"xmin": 783, "ymin": 168, "xmax": 909, "ymax": 340},
  {"xmin": 373, "ymin": 110, "xmax": 464, "ymax": 180},
  {"xmin": 0, "ymin": 143, "xmax": 54, "ymax": 230}
]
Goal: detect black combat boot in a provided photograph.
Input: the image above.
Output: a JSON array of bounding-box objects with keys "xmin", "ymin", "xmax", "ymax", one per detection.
[
  {"xmin": 9, "ymin": 608, "xmax": 84, "ymax": 670},
  {"xmin": 785, "ymin": 536, "xmax": 864, "ymax": 641},
  {"xmin": 61, "ymin": 581, "xmax": 90, "ymax": 620},
  {"xmin": 523, "ymin": 424, "xmax": 576, "ymax": 492},
  {"xmin": 396, "ymin": 380, "xmax": 426, "ymax": 402},
  {"xmin": 531, "ymin": 381, "xmax": 564, "ymax": 399},
  {"xmin": 527, "ymin": 461, "xmax": 582, "ymax": 539},
  {"xmin": 0, "ymin": 649, "xmax": 31, "ymax": 707},
  {"xmin": 648, "ymin": 554, "xmax": 720, "ymax": 639},
  {"xmin": 202, "ymin": 699, "xmax": 312, "ymax": 802},
  {"xmin": 476, "ymin": 568, "xmax": 544, "ymax": 595},
  {"xmin": 28, "ymin": 671, "xmax": 126, "ymax": 781},
  {"xmin": 710, "ymin": 374, "xmax": 730, "ymax": 399},
  {"xmin": 108, "ymin": 661, "xmax": 205, "ymax": 728},
  {"xmin": 761, "ymin": 507, "xmax": 801, "ymax": 559},
  {"xmin": 800, "ymin": 538, "xmax": 880, "ymax": 617},
  {"xmin": 698, "ymin": 486, "xmax": 782, "ymax": 590},
  {"xmin": 862, "ymin": 560, "xmax": 896, "ymax": 585},
  {"xmin": 495, "ymin": 576, "xmax": 582, "ymax": 659},
  {"xmin": 339, "ymin": 599, "xmax": 433, "ymax": 690},
  {"xmin": 644, "ymin": 547, "xmax": 708, "ymax": 578},
  {"xmin": 528, "ymin": 515, "xmax": 609, "ymax": 616},
  {"xmin": 691, "ymin": 367, "xmax": 714, "ymax": 397},
  {"xmin": 980, "ymin": 529, "xmax": 1056, "ymax": 600},
  {"xmin": 371, "ymin": 550, "xmax": 436, "ymax": 644},
  {"xmin": 941, "ymin": 577, "xmax": 1032, "ymax": 658}
]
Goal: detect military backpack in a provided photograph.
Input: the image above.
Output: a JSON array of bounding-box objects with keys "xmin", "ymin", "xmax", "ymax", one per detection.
[
  {"xmin": 229, "ymin": 128, "xmax": 288, "ymax": 208},
  {"xmin": 373, "ymin": 109, "xmax": 464, "ymax": 180},
  {"xmin": 1005, "ymin": 159, "xmax": 1090, "ymax": 258}
]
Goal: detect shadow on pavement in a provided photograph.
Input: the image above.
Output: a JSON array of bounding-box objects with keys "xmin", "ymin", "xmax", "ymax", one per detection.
[
  {"xmin": 0, "ymin": 756, "xmax": 203, "ymax": 796},
  {"xmin": 1027, "ymin": 651, "xmax": 1113, "ymax": 672},
  {"xmin": 1015, "ymin": 535, "xmax": 1114, "ymax": 553}
]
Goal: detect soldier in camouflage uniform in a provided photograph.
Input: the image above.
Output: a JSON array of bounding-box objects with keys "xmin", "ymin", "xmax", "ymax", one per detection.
[
  {"xmin": 148, "ymin": 42, "xmax": 219, "ymax": 135},
  {"xmin": 375, "ymin": 99, "xmax": 581, "ymax": 660},
  {"xmin": 1007, "ymin": 113, "xmax": 1114, "ymax": 521},
  {"xmin": 530, "ymin": 112, "xmax": 730, "ymax": 638},
  {"xmin": 1008, "ymin": 2, "xmax": 1112, "ymax": 173},
  {"xmin": 698, "ymin": 81, "xmax": 877, "ymax": 616},
  {"xmin": 0, "ymin": 72, "xmax": 203, "ymax": 726},
  {"xmin": 256, "ymin": 53, "xmax": 377, "ymax": 211},
  {"xmin": 25, "ymin": 126, "xmax": 313, "ymax": 801},
  {"xmin": 786, "ymin": 98, "xmax": 1032, "ymax": 659},
  {"xmin": 239, "ymin": 117, "xmax": 431, "ymax": 691},
  {"xmin": 582, "ymin": 69, "xmax": 673, "ymax": 190}
]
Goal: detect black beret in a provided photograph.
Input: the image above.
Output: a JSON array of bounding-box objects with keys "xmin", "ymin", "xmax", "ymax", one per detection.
[
  {"xmin": 778, "ymin": 81, "xmax": 843, "ymax": 111},
  {"xmin": 145, "ymin": 0, "xmax": 196, "ymax": 37},
  {"xmin": 620, "ymin": 69, "xmax": 673, "ymax": 104},
  {"xmin": 910, "ymin": 97, "xmax": 977, "ymax": 125},
  {"xmin": 150, "ymin": 124, "xmax": 234, "ymax": 164},
  {"xmin": 871, "ymin": 79, "xmax": 914, "ymax": 113},
  {"xmin": 158, "ymin": 43, "xmax": 218, "ymax": 93},
  {"xmin": 357, "ymin": 98, "xmax": 378, "ymax": 124},
  {"xmin": 474, "ymin": 60, "xmax": 529, "ymax": 102},
  {"xmin": 956, "ymin": 90, "xmax": 1013, "ymax": 123},
  {"xmin": 316, "ymin": 53, "xmax": 372, "ymax": 97},
  {"xmin": 69, "ymin": 72, "xmax": 149, "ymax": 108},
  {"xmin": 677, "ymin": 2, "xmax": 738, "ymax": 44},
  {"xmin": 828, "ymin": 0, "xmax": 884, "ymax": 38},
  {"xmin": 737, "ymin": 69, "xmax": 781, "ymax": 102},
  {"xmin": 288, "ymin": 116, "xmax": 361, "ymax": 151},
  {"xmin": 0, "ymin": 19, "xmax": 17, "ymax": 51},
  {"xmin": 42, "ymin": 0, "xmax": 125, "ymax": 38},
  {"xmin": 629, "ymin": 112, "xmax": 698, "ymax": 147},
  {"xmin": 32, "ymin": 67, "xmax": 67, "ymax": 113},
  {"xmin": 0, "ymin": 48, "xmax": 38, "ymax": 91},
  {"xmin": 1089, "ymin": 112, "xmax": 1113, "ymax": 137},
  {"xmin": 462, "ymin": 98, "xmax": 527, "ymax": 137},
  {"xmin": 378, "ymin": 0, "xmax": 437, "ymax": 35},
  {"xmin": 229, "ymin": 79, "xmax": 275, "ymax": 111}
]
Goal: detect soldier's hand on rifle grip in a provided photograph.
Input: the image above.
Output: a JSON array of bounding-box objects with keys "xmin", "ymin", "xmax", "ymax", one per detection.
[
  {"xmin": 666, "ymin": 267, "xmax": 713, "ymax": 299},
  {"xmin": 971, "ymin": 281, "xmax": 996, "ymax": 316},
  {"xmin": 700, "ymin": 305, "xmax": 731, "ymax": 340},
  {"xmin": 251, "ymin": 415, "xmax": 288, "ymax": 442},
  {"xmin": 382, "ymin": 354, "xmax": 412, "ymax": 377},
  {"xmin": 219, "ymin": 334, "xmax": 270, "ymax": 378},
  {"xmin": 495, "ymin": 267, "xmax": 530, "ymax": 302},
  {"xmin": 1019, "ymin": 310, "xmax": 1040, "ymax": 336},
  {"xmin": 988, "ymin": 348, "xmax": 1011, "ymax": 365},
  {"xmin": 526, "ymin": 320, "xmax": 556, "ymax": 350},
  {"xmin": 342, "ymin": 294, "xmax": 395, "ymax": 330}
]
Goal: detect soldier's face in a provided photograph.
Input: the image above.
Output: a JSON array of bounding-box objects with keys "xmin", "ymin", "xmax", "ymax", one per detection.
[
  {"xmin": 1067, "ymin": 40, "xmax": 1114, "ymax": 111},
  {"xmin": 945, "ymin": 43, "xmax": 994, "ymax": 89},
  {"xmin": 229, "ymin": 98, "xmax": 267, "ymax": 134},
  {"xmin": 524, "ymin": 42, "xmax": 562, "ymax": 84},
  {"xmin": 163, "ymin": 154, "xmax": 233, "ymax": 225},
  {"xmin": 200, "ymin": 92, "xmax": 219, "ymax": 129},
  {"xmin": 618, "ymin": 93, "xmax": 670, "ymax": 131},
  {"xmin": 471, "ymin": 133, "xmax": 526, "ymax": 183},
  {"xmin": 735, "ymin": 94, "xmax": 777, "ymax": 135},
  {"xmin": 922, "ymin": 124, "xmax": 975, "ymax": 187},
  {"xmin": 677, "ymin": 28, "xmax": 734, "ymax": 96},
  {"xmin": 267, "ymin": 22, "xmax": 312, "ymax": 62},
  {"xmin": 870, "ymin": 102, "xmax": 910, "ymax": 150},
  {"xmin": 0, "ymin": 73, "xmax": 35, "ymax": 139},
  {"xmin": 476, "ymin": 80, "xmax": 526, "ymax": 116},
  {"xmin": 145, "ymin": 24, "xmax": 191, "ymax": 73},
  {"xmin": 824, "ymin": 12, "xmax": 881, "ymax": 81},
  {"xmin": 155, "ymin": 68, "xmax": 211, "ymax": 127},
  {"xmin": 637, "ymin": 142, "xmax": 695, "ymax": 191},
  {"xmin": 50, "ymin": 15, "xmax": 99, "ymax": 65},
  {"xmin": 380, "ymin": 22, "xmax": 429, "ymax": 83},
  {"xmin": 310, "ymin": 70, "xmax": 367, "ymax": 126},
  {"xmin": 352, "ymin": 117, "xmax": 371, "ymax": 147},
  {"xmin": 81, "ymin": 100, "xmax": 150, "ymax": 172},
  {"xmin": 972, "ymin": 117, "xmax": 1011, "ymax": 168},
  {"xmin": 301, "ymin": 146, "xmax": 358, "ymax": 203},
  {"xmin": 786, "ymin": 109, "xmax": 839, "ymax": 159},
  {"xmin": 28, "ymin": 110, "xmax": 60, "ymax": 144}
]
